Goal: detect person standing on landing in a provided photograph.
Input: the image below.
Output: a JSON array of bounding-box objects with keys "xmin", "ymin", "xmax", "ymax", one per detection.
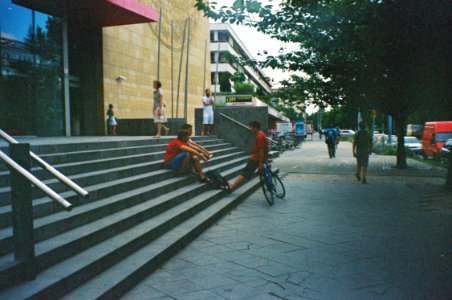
[
  {"xmin": 227, "ymin": 121, "xmax": 268, "ymax": 191},
  {"xmin": 201, "ymin": 89, "xmax": 215, "ymax": 136},
  {"xmin": 153, "ymin": 80, "xmax": 169, "ymax": 138},
  {"xmin": 353, "ymin": 121, "xmax": 372, "ymax": 184}
]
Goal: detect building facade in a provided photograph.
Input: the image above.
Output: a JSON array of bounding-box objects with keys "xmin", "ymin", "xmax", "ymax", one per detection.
[
  {"xmin": 0, "ymin": 0, "xmax": 210, "ymax": 136},
  {"xmin": 210, "ymin": 23, "xmax": 272, "ymax": 96}
]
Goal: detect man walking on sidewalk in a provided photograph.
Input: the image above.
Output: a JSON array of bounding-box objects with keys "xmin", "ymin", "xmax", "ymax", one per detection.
[
  {"xmin": 324, "ymin": 124, "xmax": 339, "ymax": 158},
  {"xmin": 353, "ymin": 121, "xmax": 372, "ymax": 184}
]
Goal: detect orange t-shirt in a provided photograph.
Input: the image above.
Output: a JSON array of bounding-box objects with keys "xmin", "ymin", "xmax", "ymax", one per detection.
[
  {"xmin": 164, "ymin": 139, "xmax": 187, "ymax": 164},
  {"xmin": 250, "ymin": 130, "xmax": 268, "ymax": 162}
]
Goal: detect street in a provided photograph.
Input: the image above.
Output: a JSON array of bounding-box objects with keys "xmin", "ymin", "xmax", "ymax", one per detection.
[{"xmin": 122, "ymin": 138, "xmax": 451, "ymax": 300}]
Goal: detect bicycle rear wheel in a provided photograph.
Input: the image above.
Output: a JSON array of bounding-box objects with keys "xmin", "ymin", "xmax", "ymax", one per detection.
[
  {"xmin": 271, "ymin": 172, "xmax": 286, "ymax": 198},
  {"xmin": 260, "ymin": 174, "xmax": 274, "ymax": 205}
]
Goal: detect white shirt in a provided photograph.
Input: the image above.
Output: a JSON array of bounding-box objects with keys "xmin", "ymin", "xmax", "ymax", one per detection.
[{"xmin": 202, "ymin": 96, "xmax": 214, "ymax": 114}]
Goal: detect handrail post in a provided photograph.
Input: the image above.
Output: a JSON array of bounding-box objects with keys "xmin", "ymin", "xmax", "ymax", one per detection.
[{"xmin": 10, "ymin": 143, "xmax": 36, "ymax": 280}]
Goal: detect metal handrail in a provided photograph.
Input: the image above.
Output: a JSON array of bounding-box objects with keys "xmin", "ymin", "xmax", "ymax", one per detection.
[
  {"xmin": 219, "ymin": 113, "xmax": 278, "ymax": 145},
  {"xmin": 0, "ymin": 129, "xmax": 88, "ymax": 197},
  {"xmin": 0, "ymin": 151, "xmax": 72, "ymax": 210}
]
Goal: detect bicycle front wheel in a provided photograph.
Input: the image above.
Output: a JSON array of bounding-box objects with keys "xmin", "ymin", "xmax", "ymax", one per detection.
[
  {"xmin": 271, "ymin": 172, "xmax": 286, "ymax": 198},
  {"xmin": 260, "ymin": 174, "xmax": 274, "ymax": 205}
]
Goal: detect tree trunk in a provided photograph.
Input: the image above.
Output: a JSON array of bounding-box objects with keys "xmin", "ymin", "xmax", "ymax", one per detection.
[{"xmin": 395, "ymin": 114, "xmax": 407, "ymax": 169}]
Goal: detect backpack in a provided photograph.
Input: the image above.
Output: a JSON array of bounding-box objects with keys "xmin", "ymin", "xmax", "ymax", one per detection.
[
  {"xmin": 325, "ymin": 129, "xmax": 334, "ymax": 144},
  {"xmin": 205, "ymin": 170, "xmax": 229, "ymax": 189}
]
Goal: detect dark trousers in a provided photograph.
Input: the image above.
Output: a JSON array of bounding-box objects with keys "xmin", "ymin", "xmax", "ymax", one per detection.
[{"xmin": 327, "ymin": 141, "xmax": 336, "ymax": 158}]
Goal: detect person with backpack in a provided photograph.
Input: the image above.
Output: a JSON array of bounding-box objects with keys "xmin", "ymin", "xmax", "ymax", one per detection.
[
  {"xmin": 324, "ymin": 124, "xmax": 339, "ymax": 158},
  {"xmin": 353, "ymin": 121, "xmax": 372, "ymax": 184}
]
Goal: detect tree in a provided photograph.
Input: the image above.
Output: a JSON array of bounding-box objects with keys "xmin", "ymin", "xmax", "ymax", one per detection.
[
  {"xmin": 195, "ymin": 0, "xmax": 450, "ymax": 168},
  {"xmin": 234, "ymin": 81, "xmax": 255, "ymax": 94},
  {"xmin": 230, "ymin": 71, "xmax": 246, "ymax": 83},
  {"xmin": 219, "ymin": 73, "xmax": 232, "ymax": 92}
]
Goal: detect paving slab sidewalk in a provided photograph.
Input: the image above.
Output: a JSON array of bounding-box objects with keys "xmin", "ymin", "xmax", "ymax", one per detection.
[{"xmin": 122, "ymin": 141, "xmax": 451, "ymax": 300}]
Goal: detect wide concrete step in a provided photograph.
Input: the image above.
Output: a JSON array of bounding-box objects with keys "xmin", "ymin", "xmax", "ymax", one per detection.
[
  {"xmin": 0, "ymin": 152, "xmax": 247, "ymax": 247},
  {"xmin": 0, "ymin": 162, "xmax": 247, "ymax": 292},
  {"xmin": 0, "ymin": 149, "xmax": 243, "ymax": 223},
  {"xmin": 0, "ymin": 137, "xmax": 222, "ymax": 184},
  {"xmin": 37, "ymin": 139, "xmax": 225, "ymax": 165},
  {"xmin": 0, "ymin": 143, "xmax": 234, "ymax": 205},
  {"xmin": 65, "ymin": 178, "xmax": 261, "ymax": 300},
  {"xmin": 0, "ymin": 166, "xmax": 260, "ymax": 299},
  {"xmin": 0, "ymin": 136, "xmax": 216, "ymax": 157}
]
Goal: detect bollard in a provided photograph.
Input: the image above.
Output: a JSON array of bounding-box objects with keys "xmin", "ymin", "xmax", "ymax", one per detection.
[{"xmin": 10, "ymin": 143, "xmax": 36, "ymax": 280}]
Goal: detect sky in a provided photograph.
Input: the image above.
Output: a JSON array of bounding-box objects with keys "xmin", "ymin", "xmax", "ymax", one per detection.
[
  {"xmin": 211, "ymin": 0, "xmax": 300, "ymax": 88},
  {"xmin": 0, "ymin": 2, "xmax": 53, "ymax": 42}
]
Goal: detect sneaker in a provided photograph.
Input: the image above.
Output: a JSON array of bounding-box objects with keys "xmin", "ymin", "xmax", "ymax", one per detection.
[
  {"xmin": 355, "ymin": 173, "xmax": 361, "ymax": 181},
  {"xmin": 220, "ymin": 184, "xmax": 232, "ymax": 193},
  {"xmin": 362, "ymin": 177, "xmax": 367, "ymax": 184}
]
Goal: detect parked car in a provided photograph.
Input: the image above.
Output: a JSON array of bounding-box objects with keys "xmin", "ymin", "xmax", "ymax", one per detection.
[
  {"xmin": 404, "ymin": 136, "xmax": 422, "ymax": 149},
  {"xmin": 421, "ymin": 121, "xmax": 452, "ymax": 160},
  {"xmin": 375, "ymin": 134, "xmax": 397, "ymax": 145},
  {"xmin": 440, "ymin": 138, "xmax": 452, "ymax": 166},
  {"xmin": 404, "ymin": 136, "xmax": 422, "ymax": 155},
  {"xmin": 340, "ymin": 129, "xmax": 355, "ymax": 139}
]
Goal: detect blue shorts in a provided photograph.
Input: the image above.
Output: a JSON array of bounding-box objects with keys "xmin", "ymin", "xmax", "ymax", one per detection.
[{"xmin": 166, "ymin": 152, "xmax": 188, "ymax": 170}]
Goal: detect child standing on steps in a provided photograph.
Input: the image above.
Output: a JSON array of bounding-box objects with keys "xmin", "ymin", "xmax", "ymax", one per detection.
[{"xmin": 107, "ymin": 104, "xmax": 117, "ymax": 135}]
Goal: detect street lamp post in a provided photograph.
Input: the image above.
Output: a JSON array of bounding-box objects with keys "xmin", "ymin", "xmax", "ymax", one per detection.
[
  {"xmin": 388, "ymin": 115, "xmax": 393, "ymax": 144},
  {"xmin": 357, "ymin": 108, "xmax": 361, "ymax": 130}
]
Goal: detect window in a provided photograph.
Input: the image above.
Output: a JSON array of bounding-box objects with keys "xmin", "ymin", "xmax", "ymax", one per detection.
[
  {"xmin": 210, "ymin": 52, "xmax": 216, "ymax": 63},
  {"xmin": 217, "ymin": 31, "xmax": 228, "ymax": 42},
  {"xmin": 218, "ymin": 52, "xmax": 229, "ymax": 64},
  {"xmin": 210, "ymin": 31, "xmax": 215, "ymax": 42},
  {"xmin": 0, "ymin": 1, "xmax": 32, "ymax": 43},
  {"xmin": 0, "ymin": 1, "xmax": 64, "ymax": 136}
]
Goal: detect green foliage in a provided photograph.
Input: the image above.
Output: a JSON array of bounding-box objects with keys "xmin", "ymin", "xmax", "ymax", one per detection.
[
  {"xmin": 230, "ymin": 71, "xmax": 246, "ymax": 83},
  {"xmin": 219, "ymin": 73, "xmax": 232, "ymax": 92},
  {"xmin": 195, "ymin": 0, "xmax": 450, "ymax": 169},
  {"xmin": 321, "ymin": 107, "xmax": 355, "ymax": 130},
  {"xmin": 233, "ymin": 81, "xmax": 255, "ymax": 94}
]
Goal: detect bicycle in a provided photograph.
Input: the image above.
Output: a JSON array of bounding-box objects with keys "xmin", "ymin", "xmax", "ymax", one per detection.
[{"xmin": 259, "ymin": 160, "xmax": 286, "ymax": 205}]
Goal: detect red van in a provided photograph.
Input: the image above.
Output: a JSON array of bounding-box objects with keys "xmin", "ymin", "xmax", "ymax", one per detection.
[{"xmin": 421, "ymin": 121, "xmax": 452, "ymax": 160}]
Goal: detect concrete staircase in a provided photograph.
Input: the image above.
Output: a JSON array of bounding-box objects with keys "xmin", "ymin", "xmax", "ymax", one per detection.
[{"xmin": 0, "ymin": 136, "xmax": 261, "ymax": 299}]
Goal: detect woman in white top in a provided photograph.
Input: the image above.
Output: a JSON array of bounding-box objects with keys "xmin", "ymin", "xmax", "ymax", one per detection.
[
  {"xmin": 153, "ymin": 80, "xmax": 170, "ymax": 138},
  {"xmin": 201, "ymin": 88, "xmax": 215, "ymax": 136}
]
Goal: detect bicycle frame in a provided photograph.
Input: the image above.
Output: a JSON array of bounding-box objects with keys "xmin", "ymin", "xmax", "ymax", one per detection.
[{"xmin": 263, "ymin": 161, "xmax": 274, "ymax": 190}]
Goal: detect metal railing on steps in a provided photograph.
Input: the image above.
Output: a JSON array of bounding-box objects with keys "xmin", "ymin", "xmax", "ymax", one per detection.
[
  {"xmin": 0, "ymin": 129, "xmax": 88, "ymax": 281},
  {"xmin": 0, "ymin": 129, "xmax": 88, "ymax": 201},
  {"xmin": 219, "ymin": 113, "xmax": 278, "ymax": 145}
]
